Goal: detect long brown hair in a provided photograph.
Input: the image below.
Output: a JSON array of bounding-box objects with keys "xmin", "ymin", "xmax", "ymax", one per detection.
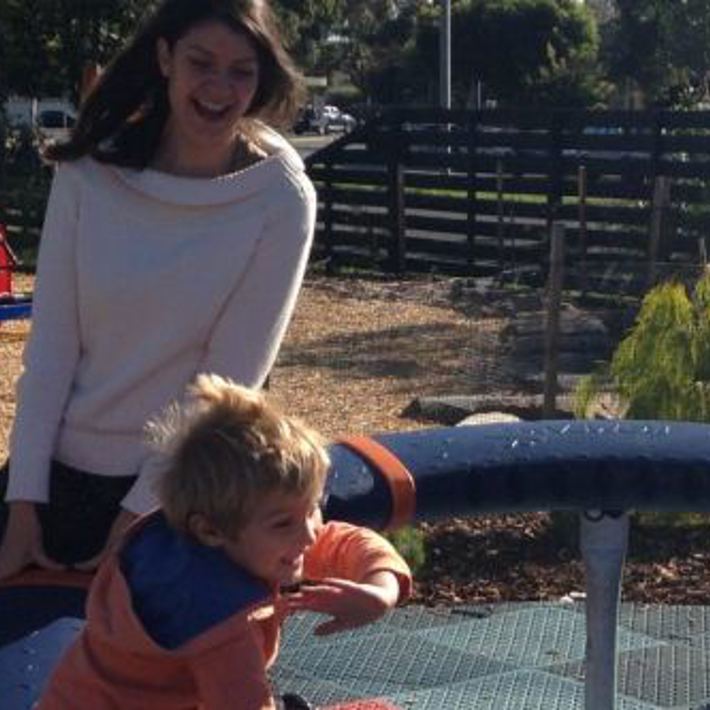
[{"xmin": 46, "ymin": 0, "xmax": 304, "ymax": 168}]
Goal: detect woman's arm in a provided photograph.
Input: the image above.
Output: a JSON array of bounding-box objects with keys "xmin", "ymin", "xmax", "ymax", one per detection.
[
  {"xmin": 197, "ymin": 174, "xmax": 317, "ymax": 387},
  {"xmin": 0, "ymin": 165, "xmax": 82, "ymax": 579},
  {"xmin": 0, "ymin": 502, "xmax": 65, "ymax": 579},
  {"xmin": 7, "ymin": 164, "xmax": 81, "ymax": 504}
]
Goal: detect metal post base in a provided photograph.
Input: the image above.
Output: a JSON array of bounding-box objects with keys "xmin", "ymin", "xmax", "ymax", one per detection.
[{"xmin": 580, "ymin": 510, "xmax": 630, "ymax": 710}]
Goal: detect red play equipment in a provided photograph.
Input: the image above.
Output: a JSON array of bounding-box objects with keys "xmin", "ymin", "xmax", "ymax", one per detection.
[
  {"xmin": 0, "ymin": 223, "xmax": 15, "ymax": 297},
  {"xmin": 0, "ymin": 223, "xmax": 32, "ymax": 322}
]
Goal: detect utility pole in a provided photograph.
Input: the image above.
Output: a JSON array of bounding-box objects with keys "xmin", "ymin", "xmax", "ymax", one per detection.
[{"xmin": 440, "ymin": 0, "xmax": 451, "ymax": 109}]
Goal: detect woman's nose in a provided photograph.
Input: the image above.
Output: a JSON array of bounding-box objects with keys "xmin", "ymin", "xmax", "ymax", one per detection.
[{"xmin": 205, "ymin": 71, "xmax": 234, "ymax": 95}]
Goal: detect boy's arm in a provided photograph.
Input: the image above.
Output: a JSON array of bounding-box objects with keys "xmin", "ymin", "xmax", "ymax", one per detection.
[
  {"xmin": 360, "ymin": 569, "xmax": 401, "ymax": 607},
  {"xmin": 303, "ymin": 521, "xmax": 412, "ymax": 602},
  {"xmin": 286, "ymin": 522, "xmax": 413, "ymax": 635}
]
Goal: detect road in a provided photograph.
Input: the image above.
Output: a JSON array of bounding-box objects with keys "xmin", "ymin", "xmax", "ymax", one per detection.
[{"xmin": 286, "ymin": 133, "xmax": 339, "ymax": 159}]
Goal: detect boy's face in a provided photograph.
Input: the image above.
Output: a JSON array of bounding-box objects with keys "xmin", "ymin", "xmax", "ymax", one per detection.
[{"xmin": 221, "ymin": 490, "xmax": 323, "ymax": 586}]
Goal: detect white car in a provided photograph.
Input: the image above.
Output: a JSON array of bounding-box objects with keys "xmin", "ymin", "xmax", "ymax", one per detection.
[
  {"xmin": 321, "ymin": 105, "xmax": 356, "ymax": 132},
  {"xmin": 294, "ymin": 105, "xmax": 356, "ymax": 135},
  {"xmin": 36, "ymin": 108, "xmax": 76, "ymax": 146}
]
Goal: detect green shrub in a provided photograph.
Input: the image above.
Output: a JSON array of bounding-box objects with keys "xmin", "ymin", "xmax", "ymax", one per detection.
[
  {"xmin": 386, "ymin": 525, "xmax": 426, "ymax": 575},
  {"xmin": 576, "ymin": 272, "xmax": 710, "ymax": 421},
  {"xmin": 575, "ymin": 270, "xmax": 710, "ymax": 527}
]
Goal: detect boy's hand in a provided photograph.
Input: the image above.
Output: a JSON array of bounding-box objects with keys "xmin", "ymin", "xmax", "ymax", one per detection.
[
  {"xmin": 74, "ymin": 508, "xmax": 138, "ymax": 572},
  {"xmin": 284, "ymin": 571, "xmax": 400, "ymax": 636},
  {"xmin": 0, "ymin": 501, "xmax": 65, "ymax": 580}
]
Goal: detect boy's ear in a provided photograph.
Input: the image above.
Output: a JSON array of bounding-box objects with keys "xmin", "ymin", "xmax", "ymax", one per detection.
[{"xmin": 188, "ymin": 513, "xmax": 227, "ymax": 547}]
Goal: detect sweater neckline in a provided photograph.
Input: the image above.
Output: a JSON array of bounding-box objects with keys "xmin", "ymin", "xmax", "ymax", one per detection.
[{"xmin": 109, "ymin": 127, "xmax": 305, "ymax": 207}]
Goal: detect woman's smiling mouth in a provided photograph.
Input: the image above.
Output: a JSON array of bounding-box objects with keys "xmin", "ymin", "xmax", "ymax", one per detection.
[{"xmin": 193, "ymin": 98, "xmax": 232, "ymax": 121}]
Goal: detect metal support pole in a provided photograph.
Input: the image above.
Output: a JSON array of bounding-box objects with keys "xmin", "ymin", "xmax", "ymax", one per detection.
[
  {"xmin": 580, "ymin": 510, "xmax": 630, "ymax": 710},
  {"xmin": 440, "ymin": 0, "xmax": 451, "ymax": 109}
]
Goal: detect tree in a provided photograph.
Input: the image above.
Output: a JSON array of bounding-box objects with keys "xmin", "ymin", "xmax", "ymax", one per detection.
[
  {"xmin": 273, "ymin": 0, "xmax": 345, "ymax": 72},
  {"xmin": 339, "ymin": 0, "xmax": 421, "ymax": 98},
  {"xmin": 585, "ymin": 0, "xmax": 616, "ymax": 25},
  {"xmin": 0, "ymin": 0, "xmax": 149, "ymax": 104},
  {"xmin": 274, "ymin": 0, "xmax": 423, "ymax": 101},
  {"xmin": 407, "ymin": 0, "xmax": 606, "ymax": 108},
  {"xmin": 576, "ymin": 273, "xmax": 710, "ymax": 422},
  {"xmin": 604, "ymin": 0, "xmax": 710, "ymax": 107},
  {"xmin": 1, "ymin": 0, "xmax": 58, "ymax": 101}
]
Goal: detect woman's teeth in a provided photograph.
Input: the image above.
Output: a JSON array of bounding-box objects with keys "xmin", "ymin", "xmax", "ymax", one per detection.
[{"xmin": 194, "ymin": 99, "xmax": 230, "ymax": 120}]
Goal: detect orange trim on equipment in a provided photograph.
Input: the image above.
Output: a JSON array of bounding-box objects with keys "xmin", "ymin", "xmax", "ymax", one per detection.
[
  {"xmin": 0, "ymin": 568, "xmax": 93, "ymax": 590},
  {"xmin": 338, "ymin": 435, "xmax": 416, "ymax": 530}
]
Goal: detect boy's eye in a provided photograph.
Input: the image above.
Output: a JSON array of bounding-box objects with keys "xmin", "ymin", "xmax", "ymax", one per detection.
[{"xmin": 272, "ymin": 517, "xmax": 294, "ymax": 530}]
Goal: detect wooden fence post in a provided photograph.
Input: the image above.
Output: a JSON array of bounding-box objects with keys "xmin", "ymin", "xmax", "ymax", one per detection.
[
  {"xmin": 647, "ymin": 176, "xmax": 670, "ymax": 289},
  {"xmin": 547, "ymin": 112, "xmax": 563, "ymax": 228},
  {"xmin": 544, "ymin": 222, "xmax": 565, "ymax": 418},
  {"xmin": 466, "ymin": 113, "xmax": 479, "ymax": 273},
  {"xmin": 322, "ymin": 161, "xmax": 335, "ymax": 274},
  {"xmin": 578, "ymin": 165, "xmax": 588, "ymax": 296},
  {"xmin": 388, "ymin": 157, "xmax": 406, "ymax": 274},
  {"xmin": 496, "ymin": 159, "xmax": 505, "ymax": 271}
]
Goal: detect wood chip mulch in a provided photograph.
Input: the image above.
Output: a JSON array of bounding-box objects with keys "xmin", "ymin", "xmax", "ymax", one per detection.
[{"xmin": 2, "ymin": 271, "xmax": 709, "ymax": 606}]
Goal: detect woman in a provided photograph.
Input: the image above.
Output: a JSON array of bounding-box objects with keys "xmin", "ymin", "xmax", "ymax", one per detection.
[{"xmin": 0, "ymin": 0, "xmax": 315, "ymax": 579}]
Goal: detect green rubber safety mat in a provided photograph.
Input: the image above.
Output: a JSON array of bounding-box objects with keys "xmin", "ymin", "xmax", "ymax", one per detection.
[{"xmin": 273, "ymin": 603, "xmax": 710, "ymax": 709}]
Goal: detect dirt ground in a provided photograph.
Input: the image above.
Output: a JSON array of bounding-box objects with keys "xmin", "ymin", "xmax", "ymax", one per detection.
[{"xmin": 2, "ymin": 271, "xmax": 709, "ymax": 606}]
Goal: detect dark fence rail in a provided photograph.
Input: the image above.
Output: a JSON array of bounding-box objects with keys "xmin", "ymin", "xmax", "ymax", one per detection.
[
  {"xmin": 4, "ymin": 107, "xmax": 710, "ymax": 291},
  {"xmin": 306, "ymin": 107, "xmax": 710, "ymax": 298}
]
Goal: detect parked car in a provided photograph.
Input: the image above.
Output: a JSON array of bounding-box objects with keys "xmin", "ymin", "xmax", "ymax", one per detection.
[
  {"xmin": 293, "ymin": 105, "xmax": 357, "ymax": 135},
  {"xmin": 36, "ymin": 108, "xmax": 76, "ymax": 146},
  {"xmin": 4, "ymin": 97, "xmax": 76, "ymax": 144}
]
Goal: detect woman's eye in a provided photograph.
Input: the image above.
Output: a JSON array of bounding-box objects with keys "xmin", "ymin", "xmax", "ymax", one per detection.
[
  {"xmin": 189, "ymin": 58, "xmax": 211, "ymax": 71},
  {"xmin": 230, "ymin": 67, "xmax": 256, "ymax": 81}
]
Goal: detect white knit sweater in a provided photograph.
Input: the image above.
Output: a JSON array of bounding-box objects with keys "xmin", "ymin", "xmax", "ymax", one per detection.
[{"xmin": 7, "ymin": 127, "xmax": 316, "ymax": 514}]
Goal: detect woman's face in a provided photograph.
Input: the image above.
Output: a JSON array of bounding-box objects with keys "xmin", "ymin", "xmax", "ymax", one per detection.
[{"xmin": 156, "ymin": 19, "xmax": 260, "ymax": 173}]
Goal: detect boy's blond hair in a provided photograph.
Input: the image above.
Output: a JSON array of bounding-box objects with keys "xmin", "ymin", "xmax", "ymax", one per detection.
[{"xmin": 148, "ymin": 373, "xmax": 330, "ymax": 538}]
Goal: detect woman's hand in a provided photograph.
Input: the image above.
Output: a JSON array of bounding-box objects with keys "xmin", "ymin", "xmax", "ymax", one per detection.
[
  {"xmin": 0, "ymin": 501, "xmax": 65, "ymax": 581},
  {"xmin": 74, "ymin": 508, "xmax": 138, "ymax": 572},
  {"xmin": 284, "ymin": 571, "xmax": 401, "ymax": 636}
]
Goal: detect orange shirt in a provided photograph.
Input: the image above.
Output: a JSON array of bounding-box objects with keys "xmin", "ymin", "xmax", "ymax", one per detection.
[{"xmin": 38, "ymin": 514, "xmax": 411, "ymax": 710}]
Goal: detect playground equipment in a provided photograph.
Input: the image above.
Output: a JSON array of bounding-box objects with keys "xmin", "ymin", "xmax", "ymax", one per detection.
[
  {"xmin": 1, "ymin": 419, "xmax": 709, "ymax": 708},
  {"xmin": 328, "ymin": 421, "xmax": 710, "ymax": 709},
  {"xmin": 0, "ymin": 224, "xmax": 32, "ymax": 322},
  {"xmin": 0, "ymin": 223, "xmax": 14, "ymax": 296}
]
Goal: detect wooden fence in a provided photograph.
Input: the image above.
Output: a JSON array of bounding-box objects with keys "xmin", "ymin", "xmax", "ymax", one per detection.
[
  {"xmin": 306, "ymin": 107, "xmax": 710, "ymax": 298},
  {"xmin": 4, "ymin": 107, "xmax": 710, "ymax": 295}
]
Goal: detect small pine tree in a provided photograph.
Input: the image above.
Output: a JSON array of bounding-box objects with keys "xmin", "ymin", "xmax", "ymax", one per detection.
[
  {"xmin": 575, "ymin": 270, "xmax": 710, "ymax": 527},
  {"xmin": 575, "ymin": 271, "xmax": 710, "ymax": 422}
]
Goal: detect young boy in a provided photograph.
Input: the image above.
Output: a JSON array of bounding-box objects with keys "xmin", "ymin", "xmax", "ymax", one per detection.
[{"xmin": 38, "ymin": 374, "xmax": 412, "ymax": 710}]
